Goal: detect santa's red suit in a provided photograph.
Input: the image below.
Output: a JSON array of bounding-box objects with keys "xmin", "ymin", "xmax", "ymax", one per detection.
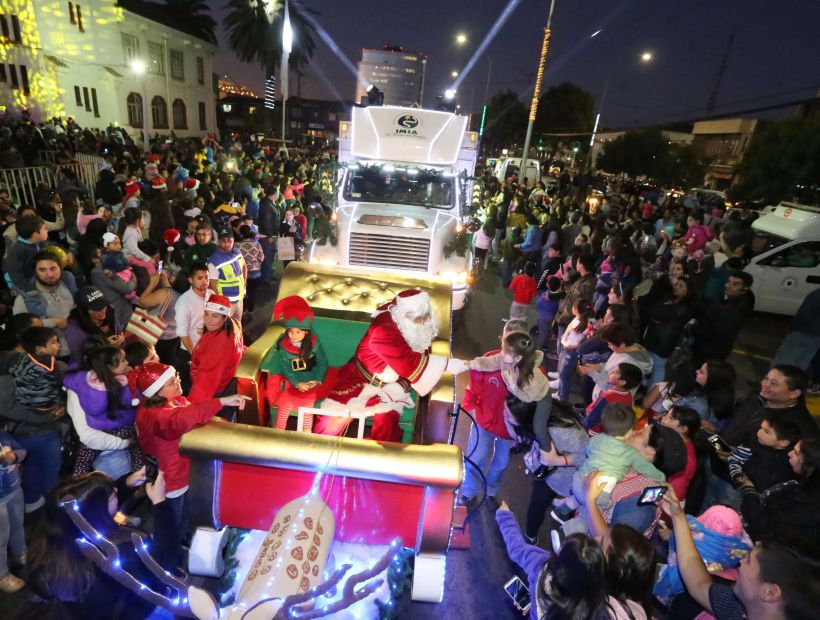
[{"xmin": 314, "ymin": 292, "xmax": 449, "ymax": 442}]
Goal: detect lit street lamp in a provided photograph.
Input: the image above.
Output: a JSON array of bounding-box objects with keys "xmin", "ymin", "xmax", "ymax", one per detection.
[
  {"xmin": 281, "ymin": 0, "xmax": 293, "ymax": 141},
  {"xmin": 129, "ymin": 59, "xmax": 150, "ymax": 154}
]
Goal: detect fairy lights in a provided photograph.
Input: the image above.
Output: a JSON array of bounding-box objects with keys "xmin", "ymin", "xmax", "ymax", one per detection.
[{"xmin": 528, "ymin": 27, "xmax": 552, "ymax": 122}]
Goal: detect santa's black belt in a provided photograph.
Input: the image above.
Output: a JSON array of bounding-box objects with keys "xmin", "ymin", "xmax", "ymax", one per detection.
[{"xmin": 354, "ymin": 359, "xmax": 409, "ymax": 391}]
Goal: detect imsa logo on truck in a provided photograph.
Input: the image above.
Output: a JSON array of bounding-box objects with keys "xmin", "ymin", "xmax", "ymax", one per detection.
[{"xmin": 395, "ymin": 114, "xmax": 420, "ymax": 135}]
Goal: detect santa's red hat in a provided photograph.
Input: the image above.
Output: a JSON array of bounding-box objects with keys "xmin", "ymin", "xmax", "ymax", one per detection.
[
  {"xmin": 127, "ymin": 362, "xmax": 176, "ymax": 406},
  {"xmin": 205, "ymin": 295, "xmax": 232, "ymax": 316},
  {"xmin": 373, "ymin": 289, "xmax": 431, "ymax": 318},
  {"xmin": 163, "ymin": 227, "xmax": 180, "ymax": 251},
  {"xmin": 151, "ymin": 177, "xmax": 167, "ymax": 191},
  {"xmin": 183, "ymin": 178, "xmax": 200, "ymax": 192},
  {"xmin": 124, "ymin": 179, "xmax": 140, "ymax": 199},
  {"xmin": 146, "ymin": 154, "xmax": 161, "ymax": 163},
  {"xmin": 273, "ymin": 295, "xmax": 313, "ymax": 329}
]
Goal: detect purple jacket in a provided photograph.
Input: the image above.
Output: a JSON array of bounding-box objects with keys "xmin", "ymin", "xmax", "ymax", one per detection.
[
  {"xmin": 496, "ymin": 510, "xmax": 550, "ymax": 620},
  {"xmin": 63, "ymin": 370, "xmax": 136, "ymax": 431}
]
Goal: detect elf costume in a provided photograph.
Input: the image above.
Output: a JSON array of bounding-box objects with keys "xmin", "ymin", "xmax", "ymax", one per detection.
[{"xmin": 262, "ymin": 296, "xmax": 329, "ymax": 432}]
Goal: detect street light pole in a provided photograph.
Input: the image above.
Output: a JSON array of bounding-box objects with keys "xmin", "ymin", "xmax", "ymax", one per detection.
[
  {"xmin": 281, "ymin": 0, "xmax": 292, "ymax": 142},
  {"xmin": 520, "ymin": 0, "xmax": 557, "ymax": 188}
]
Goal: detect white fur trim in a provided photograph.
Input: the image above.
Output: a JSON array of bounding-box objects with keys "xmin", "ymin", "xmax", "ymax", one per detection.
[
  {"xmin": 321, "ymin": 384, "xmax": 408, "ymax": 417},
  {"xmin": 204, "ymin": 300, "xmax": 231, "ymax": 316},
  {"xmin": 143, "ymin": 366, "xmax": 176, "ymax": 398},
  {"xmin": 374, "ymin": 365, "xmax": 399, "ymax": 384},
  {"xmin": 411, "ymin": 353, "xmax": 447, "ymax": 397}
]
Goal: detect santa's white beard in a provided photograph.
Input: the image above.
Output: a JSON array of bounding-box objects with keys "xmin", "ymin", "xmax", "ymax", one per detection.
[{"xmin": 390, "ymin": 306, "xmax": 439, "ymax": 353}]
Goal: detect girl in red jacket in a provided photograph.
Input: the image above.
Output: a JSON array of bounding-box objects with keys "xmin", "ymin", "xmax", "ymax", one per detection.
[
  {"xmin": 131, "ymin": 362, "xmax": 249, "ymax": 532},
  {"xmin": 188, "ymin": 295, "xmax": 246, "ymax": 404}
]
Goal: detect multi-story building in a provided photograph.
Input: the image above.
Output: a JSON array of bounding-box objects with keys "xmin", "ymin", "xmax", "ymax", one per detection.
[
  {"xmin": 286, "ymin": 96, "xmax": 349, "ymax": 142},
  {"xmin": 355, "ymin": 46, "xmax": 426, "ymax": 108},
  {"xmin": 691, "ymin": 118, "xmax": 766, "ymax": 189},
  {"xmin": 0, "ymin": 0, "xmax": 217, "ymax": 139}
]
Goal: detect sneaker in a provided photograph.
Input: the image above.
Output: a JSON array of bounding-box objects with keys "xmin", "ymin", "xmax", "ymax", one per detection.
[
  {"xmin": 550, "ymin": 503, "xmax": 577, "ymax": 524},
  {"xmin": 0, "ymin": 572, "xmax": 25, "ymax": 593},
  {"xmin": 547, "ymin": 371, "xmax": 559, "ymax": 379},
  {"xmin": 549, "ymin": 379, "xmax": 559, "ymax": 389},
  {"xmin": 523, "ymin": 533, "xmax": 538, "ymax": 545},
  {"xmin": 550, "ymin": 528, "xmax": 565, "ymax": 552}
]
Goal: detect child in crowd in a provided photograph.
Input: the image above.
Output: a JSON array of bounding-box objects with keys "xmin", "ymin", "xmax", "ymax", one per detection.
[
  {"xmin": 237, "ymin": 225, "xmax": 264, "ymax": 314},
  {"xmin": 508, "ymin": 261, "xmax": 538, "ymax": 320},
  {"xmin": 554, "ymin": 299, "xmax": 595, "ymax": 402},
  {"xmin": 583, "ymin": 362, "xmax": 644, "ymax": 433},
  {"xmin": 535, "ymin": 275, "xmax": 563, "ymax": 352},
  {"xmin": 124, "ymin": 340, "xmax": 160, "ymax": 369},
  {"xmin": 0, "ymin": 430, "xmax": 27, "ymax": 593},
  {"xmin": 10, "ymin": 327, "xmax": 65, "ymax": 418},
  {"xmin": 728, "ymin": 412, "xmax": 800, "ymax": 492},
  {"xmin": 76, "ymin": 199, "xmax": 103, "ymax": 236},
  {"xmin": 262, "ymin": 296, "xmax": 329, "ymax": 432},
  {"xmin": 683, "ymin": 210, "xmax": 714, "ymax": 262},
  {"xmin": 65, "ymin": 346, "xmax": 144, "ymax": 476},
  {"xmin": 101, "ymin": 232, "xmax": 138, "ymax": 301},
  {"xmin": 553, "ymin": 403, "xmax": 665, "ymax": 526}
]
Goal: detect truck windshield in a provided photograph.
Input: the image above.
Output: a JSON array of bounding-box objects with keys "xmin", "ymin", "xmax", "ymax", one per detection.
[
  {"xmin": 750, "ymin": 231, "xmax": 788, "ymax": 257},
  {"xmin": 344, "ymin": 164, "xmax": 455, "ymax": 209}
]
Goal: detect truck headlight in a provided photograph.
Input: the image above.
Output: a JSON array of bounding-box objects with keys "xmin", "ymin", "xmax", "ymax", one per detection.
[
  {"xmin": 440, "ymin": 270, "xmax": 470, "ymax": 286},
  {"xmin": 310, "ymin": 257, "xmax": 338, "ymax": 266}
]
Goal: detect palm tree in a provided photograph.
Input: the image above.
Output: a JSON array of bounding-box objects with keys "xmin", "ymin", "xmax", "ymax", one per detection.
[
  {"xmin": 164, "ymin": 0, "xmax": 218, "ymax": 45},
  {"xmin": 223, "ymin": 0, "xmax": 317, "ymax": 79}
]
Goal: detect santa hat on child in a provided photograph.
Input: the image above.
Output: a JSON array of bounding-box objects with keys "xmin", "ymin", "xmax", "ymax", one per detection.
[
  {"xmin": 127, "ymin": 362, "xmax": 176, "ymax": 406},
  {"xmin": 124, "ymin": 179, "xmax": 140, "ymax": 199},
  {"xmin": 163, "ymin": 228, "xmax": 180, "ymax": 252},
  {"xmin": 144, "ymin": 163, "xmax": 160, "ymax": 180},
  {"xmin": 183, "ymin": 178, "xmax": 200, "ymax": 192},
  {"xmin": 372, "ymin": 289, "xmax": 431, "ymax": 318},
  {"xmin": 273, "ymin": 295, "xmax": 314, "ymax": 329},
  {"xmin": 151, "ymin": 177, "xmax": 167, "ymax": 191},
  {"xmin": 146, "ymin": 154, "xmax": 161, "ymax": 164},
  {"xmin": 205, "ymin": 295, "xmax": 232, "ymax": 316}
]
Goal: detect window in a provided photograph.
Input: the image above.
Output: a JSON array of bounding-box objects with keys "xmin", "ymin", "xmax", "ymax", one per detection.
[
  {"xmin": 196, "ymin": 56, "xmax": 204, "ymax": 84},
  {"xmin": 759, "ymin": 242, "xmax": 820, "ymax": 269},
  {"xmin": 248, "ymin": 106, "xmax": 256, "ymax": 114},
  {"xmin": 169, "ymin": 48, "xmax": 184, "ymax": 80},
  {"xmin": 147, "ymin": 42, "xmax": 164, "ymax": 75},
  {"xmin": 74, "ymin": 85, "xmax": 82, "ymax": 106},
  {"xmin": 172, "ymin": 99, "xmax": 187, "ymax": 129},
  {"xmin": 0, "ymin": 64, "xmax": 6, "ymax": 82},
  {"xmin": 151, "ymin": 96, "xmax": 168, "ymax": 128},
  {"xmin": 328, "ymin": 112, "xmax": 337, "ymax": 121},
  {"xmin": 68, "ymin": 2, "xmax": 75, "ymax": 24},
  {"xmin": 19, "ymin": 65, "xmax": 29, "ymax": 95},
  {"xmin": 82, "ymin": 86, "xmax": 90, "ymax": 111},
  {"xmin": 9, "ymin": 64, "xmax": 18, "ymax": 89},
  {"xmin": 0, "ymin": 15, "xmax": 21, "ymax": 44},
  {"xmin": 91, "ymin": 88, "xmax": 99, "ymax": 117},
  {"xmin": 221, "ymin": 103, "xmax": 232, "ymax": 113},
  {"xmin": 127, "ymin": 92, "xmax": 143, "ymax": 127},
  {"xmin": 198, "ymin": 101, "xmax": 207, "ymax": 130},
  {"xmin": 121, "ymin": 33, "xmax": 139, "ymax": 63},
  {"xmin": 76, "ymin": 4, "xmax": 84, "ymax": 32}
]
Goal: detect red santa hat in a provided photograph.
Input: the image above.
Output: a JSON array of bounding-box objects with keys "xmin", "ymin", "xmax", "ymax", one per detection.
[
  {"xmin": 205, "ymin": 294, "xmax": 232, "ymax": 316},
  {"xmin": 373, "ymin": 289, "xmax": 431, "ymax": 318},
  {"xmin": 273, "ymin": 295, "xmax": 314, "ymax": 329},
  {"xmin": 183, "ymin": 178, "xmax": 200, "ymax": 192},
  {"xmin": 146, "ymin": 154, "xmax": 161, "ymax": 163},
  {"xmin": 151, "ymin": 176, "xmax": 167, "ymax": 191},
  {"xmin": 163, "ymin": 227, "xmax": 180, "ymax": 251},
  {"xmin": 127, "ymin": 362, "xmax": 176, "ymax": 406},
  {"xmin": 124, "ymin": 178, "xmax": 140, "ymax": 199}
]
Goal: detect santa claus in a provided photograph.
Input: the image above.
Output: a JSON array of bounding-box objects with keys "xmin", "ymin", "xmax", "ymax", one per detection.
[{"xmin": 314, "ymin": 289, "xmax": 468, "ymax": 442}]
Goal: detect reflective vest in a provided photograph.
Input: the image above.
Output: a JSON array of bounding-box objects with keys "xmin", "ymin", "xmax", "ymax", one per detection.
[{"xmin": 211, "ymin": 251, "xmax": 245, "ymax": 301}]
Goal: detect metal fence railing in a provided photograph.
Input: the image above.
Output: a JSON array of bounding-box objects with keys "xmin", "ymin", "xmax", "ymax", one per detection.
[{"xmin": 1, "ymin": 155, "xmax": 103, "ymax": 206}]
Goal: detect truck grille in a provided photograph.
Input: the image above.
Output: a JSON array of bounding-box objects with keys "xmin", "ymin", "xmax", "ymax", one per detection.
[{"xmin": 349, "ymin": 232, "xmax": 430, "ymax": 272}]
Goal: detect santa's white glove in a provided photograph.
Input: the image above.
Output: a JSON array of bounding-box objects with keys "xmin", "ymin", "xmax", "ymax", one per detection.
[
  {"xmin": 379, "ymin": 382, "xmax": 414, "ymax": 408},
  {"xmin": 446, "ymin": 358, "xmax": 469, "ymax": 375}
]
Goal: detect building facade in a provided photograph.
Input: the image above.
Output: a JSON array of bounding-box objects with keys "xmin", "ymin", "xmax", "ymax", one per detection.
[
  {"xmin": 355, "ymin": 47, "xmax": 426, "ymax": 108},
  {"xmin": 0, "ymin": 0, "xmax": 217, "ymax": 140},
  {"xmin": 691, "ymin": 118, "xmax": 765, "ymax": 189}
]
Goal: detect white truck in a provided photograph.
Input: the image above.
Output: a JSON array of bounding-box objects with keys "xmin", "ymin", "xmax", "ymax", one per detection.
[
  {"xmin": 744, "ymin": 202, "xmax": 820, "ymax": 315},
  {"xmin": 309, "ymin": 106, "xmax": 479, "ymax": 310}
]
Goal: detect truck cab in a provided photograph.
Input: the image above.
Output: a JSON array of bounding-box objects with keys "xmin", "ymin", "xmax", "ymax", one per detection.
[
  {"xmin": 310, "ymin": 106, "xmax": 477, "ymax": 310},
  {"xmin": 744, "ymin": 202, "xmax": 820, "ymax": 315}
]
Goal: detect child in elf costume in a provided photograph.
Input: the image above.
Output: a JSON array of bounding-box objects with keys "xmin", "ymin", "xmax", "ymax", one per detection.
[{"xmin": 263, "ymin": 296, "xmax": 329, "ymax": 432}]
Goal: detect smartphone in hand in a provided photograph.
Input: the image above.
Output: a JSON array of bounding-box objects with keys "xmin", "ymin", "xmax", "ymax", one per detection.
[
  {"xmin": 708, "ymin": 434, "xmax": 734, "ymax": 453},
  {"xmin": 637, "ymin": 485, "xmax": 667, "ymax": 506}
]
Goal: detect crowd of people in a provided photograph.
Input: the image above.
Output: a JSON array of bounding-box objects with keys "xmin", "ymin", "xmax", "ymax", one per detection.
[
  {"xmin": 0, "ymin": 119, "xmax": 340, "ymax": 612},
  {"xmin": 461, "ymin": 168, "xmax": 820, "ymax": 619},
  {"xmin": 0, "ymin": 109, "xmax": 818, "ymax": 620}
]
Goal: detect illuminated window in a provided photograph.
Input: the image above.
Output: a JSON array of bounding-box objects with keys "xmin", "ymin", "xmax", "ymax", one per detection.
[
  {"xmin": 198, "ymin": 101, "xmax": 207, "ymax": 130},
  {"xmin": 151, "ymin": 96, "xmax": 168, "ymax": 128},
  {"xmin": 248, "ymin": 106, "xmax": 256, "ymax": 114},
  {"xmin": 147, "ymin": 42, "xmax": 165, "ymax": 75},
  {"xmin": 172, "ymin": 99, "xmax": 187, "ymax": 129},
  {"xmin": 169, "ymin": 49, "xmax": 184, "ymax": 80},
  {"xmin": 196, "ymin": 56, "xmax": 204, "ymax": 85},
  {"xmin": 127, "ymin": 92, "xmax": 143, "ymax": 127},
  {"xmin": 121, "ymin": 33, "xmax": 139, "ymax": 63},
  {"xmin": 221, "ymin": 103, "xmax": 232, "ymax": 112}
]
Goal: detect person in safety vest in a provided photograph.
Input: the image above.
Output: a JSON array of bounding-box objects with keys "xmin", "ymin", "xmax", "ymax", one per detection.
[{"xmin": 207, "ymin": 227, "xmax": 247, "ymax": 321}]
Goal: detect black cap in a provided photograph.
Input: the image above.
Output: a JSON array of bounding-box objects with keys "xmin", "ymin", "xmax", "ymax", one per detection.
[
  {"xmin": 217, "ymin": 227, "xmax": 233, "ymax": 239},
  {"xmin": 78, "ymin": 286, "xmax": 108, "ymax": 311}
]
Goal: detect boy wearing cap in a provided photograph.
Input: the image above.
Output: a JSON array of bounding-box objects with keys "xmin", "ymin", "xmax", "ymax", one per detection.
[{"xmin": 207, "ymin": 229, "xmax": 247, "ymax": 321}]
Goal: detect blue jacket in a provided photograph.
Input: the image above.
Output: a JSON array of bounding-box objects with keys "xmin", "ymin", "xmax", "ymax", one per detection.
[{"xmin": 519, "ymin": 225, "xmax": 542, "ymax": 253}]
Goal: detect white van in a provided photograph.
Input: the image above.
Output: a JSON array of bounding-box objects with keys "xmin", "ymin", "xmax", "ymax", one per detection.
[{"xmin": 744, "ymin": 202, "xmax": 820, "ymax": 315}]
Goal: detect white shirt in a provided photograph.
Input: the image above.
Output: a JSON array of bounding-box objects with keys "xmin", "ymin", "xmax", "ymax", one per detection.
[{"xmin": 175, "ymin": 286, "xmax": 213, "ymax": 351}]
